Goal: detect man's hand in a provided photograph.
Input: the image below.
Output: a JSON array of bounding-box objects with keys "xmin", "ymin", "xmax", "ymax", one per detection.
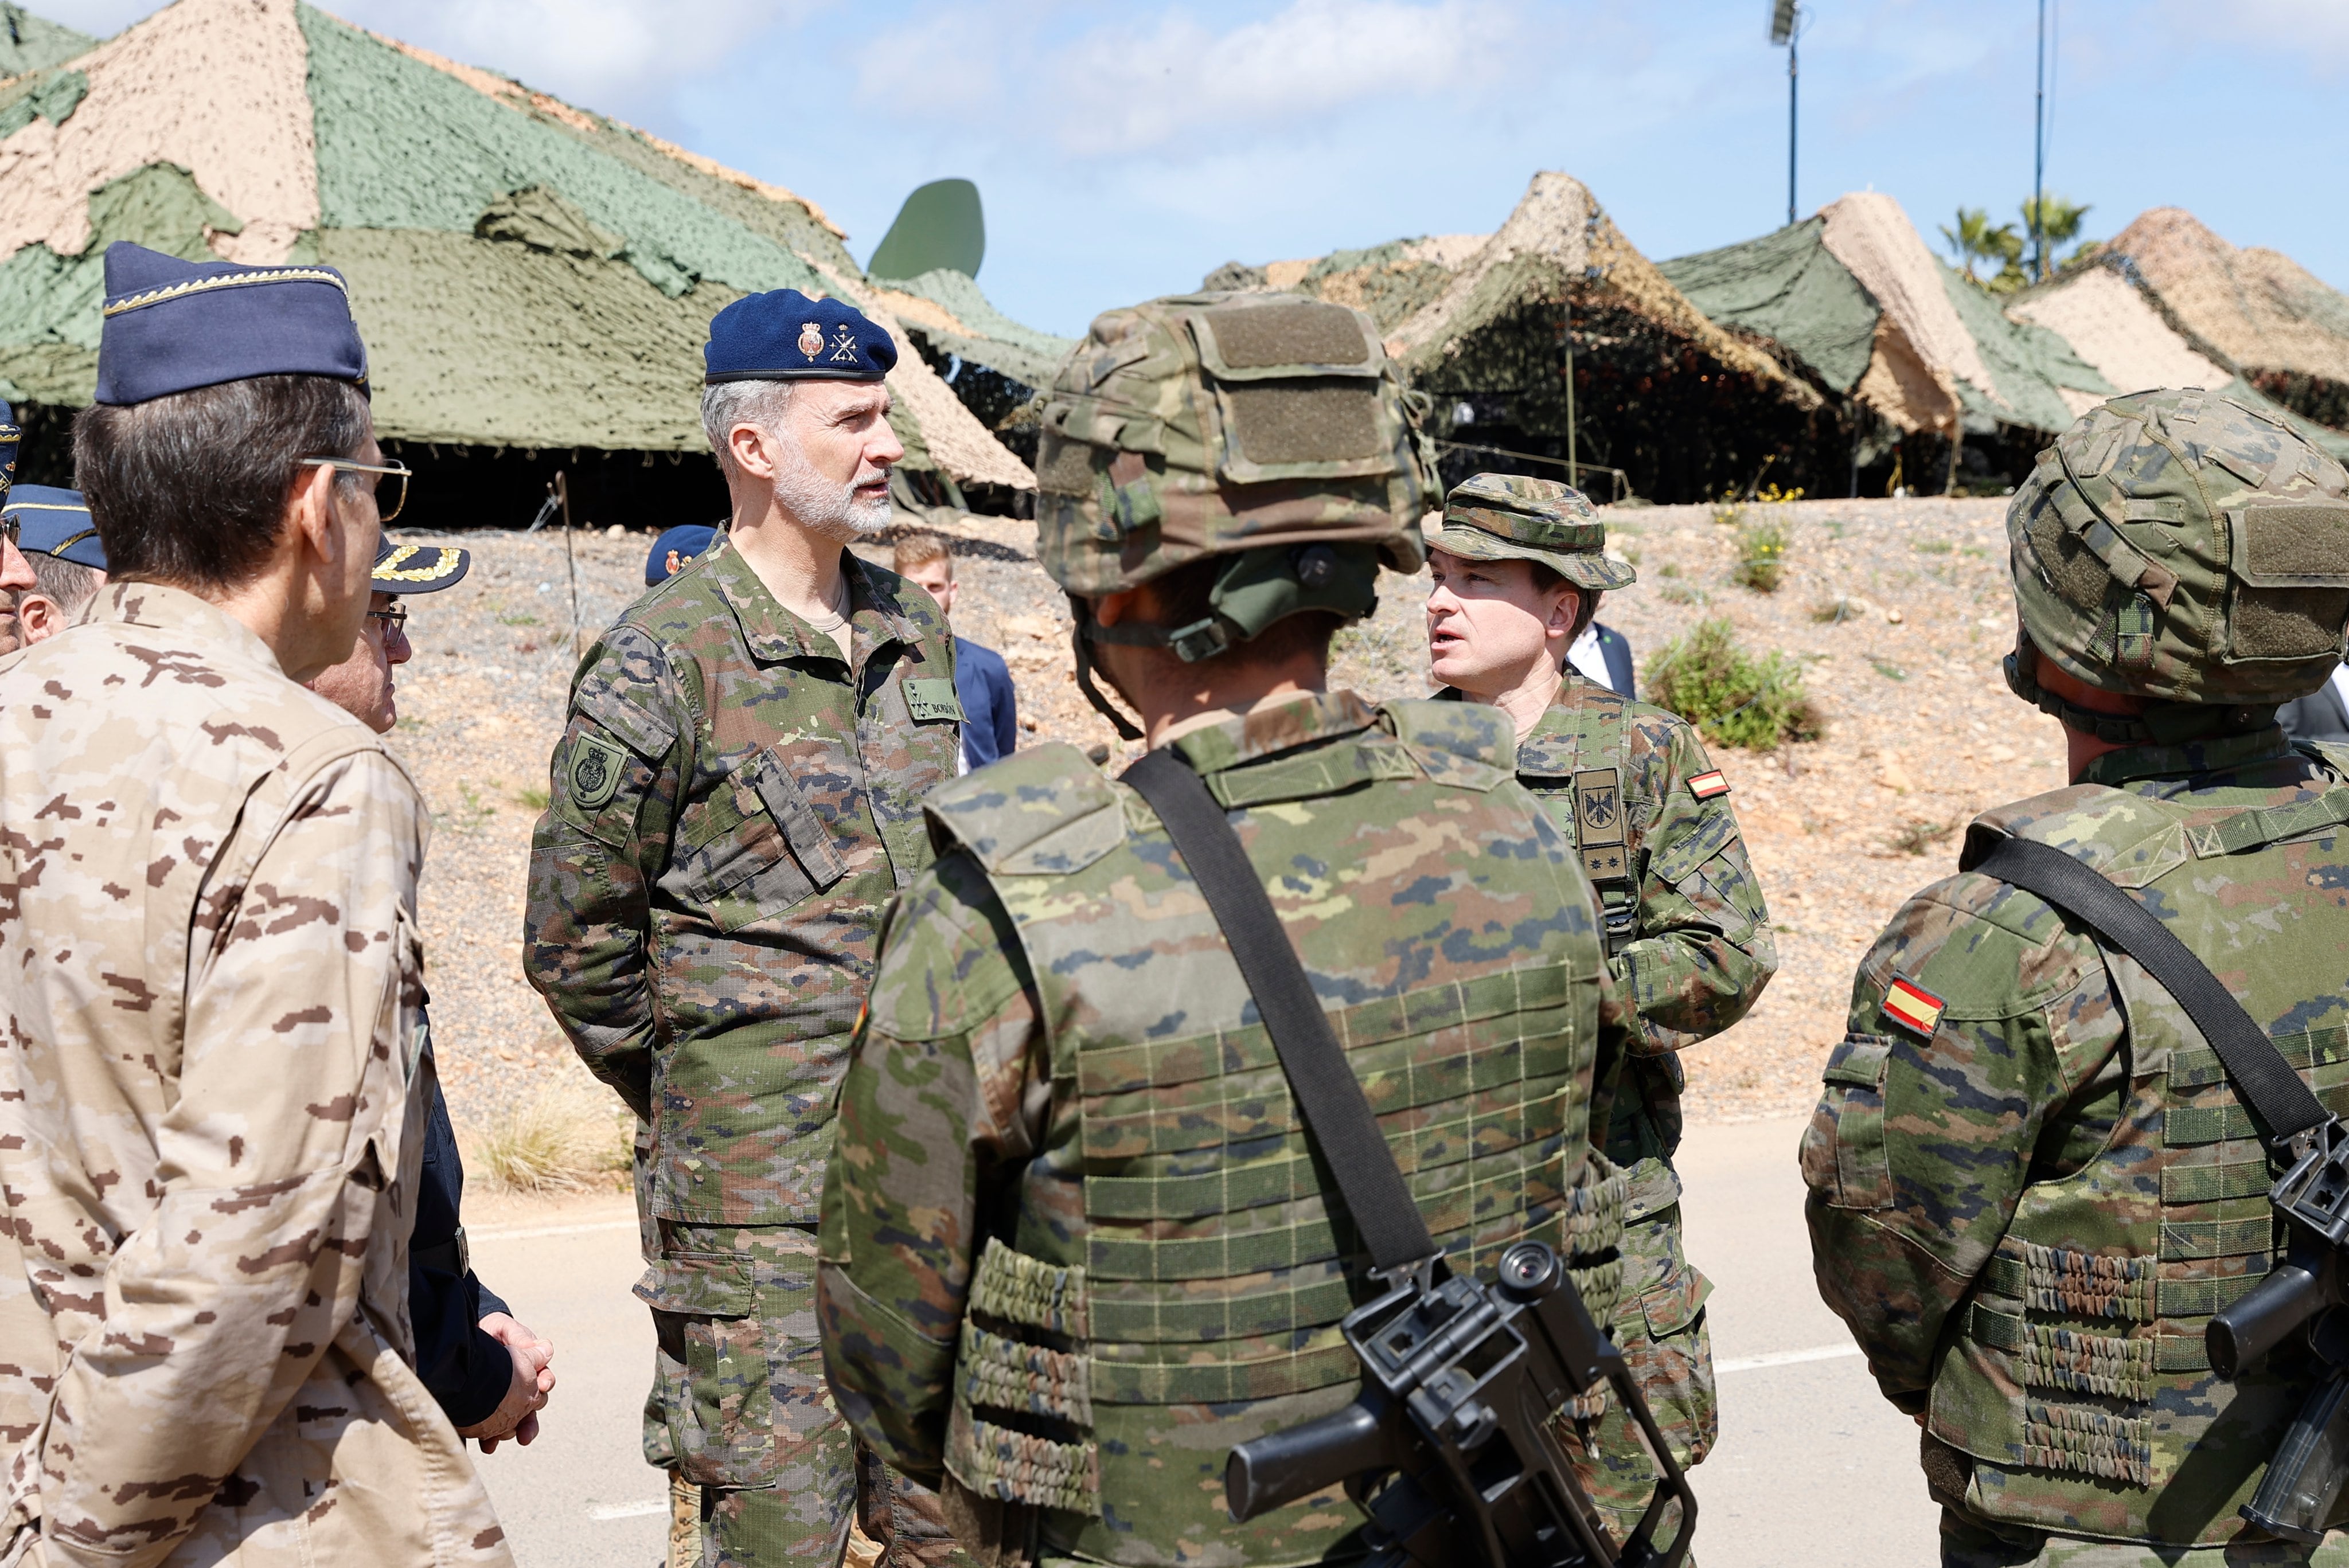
[{"xmin": 463, "ymin": 1312, "xmax": 556, "ymax": 1453}]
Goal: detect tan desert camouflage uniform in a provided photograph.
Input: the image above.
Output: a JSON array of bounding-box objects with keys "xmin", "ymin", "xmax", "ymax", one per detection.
[
  {"xmin": 1806, "ymin": 390, "xmax": 2349, "ymax": 1565},
  {"xmin": 1432, "ymin": 474, "xmax": 1777, "ymax": 1540},
  {"xmin": 522, "ymin": 536, "xmax": 962, "ymax": 1566},
  {"xmin": 0, "ymin": 584, "xmax": 509, "ymax": 1568}
]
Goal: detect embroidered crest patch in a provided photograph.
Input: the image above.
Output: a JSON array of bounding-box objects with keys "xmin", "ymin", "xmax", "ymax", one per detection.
[
  {"xmin": 1882, "ymin": 976, "xmax": 1946, "ymax": 1039},
  {"xmin": 569, "ymin": 733, "xmax": 627, "ymax": 810},
  {"xmin": 1688, "ymin": 769, "xmax": 1730, "ymax": 800},
  {"xmin": 798, "ymin": 322, "xmax": 825, "ymax": 359}
]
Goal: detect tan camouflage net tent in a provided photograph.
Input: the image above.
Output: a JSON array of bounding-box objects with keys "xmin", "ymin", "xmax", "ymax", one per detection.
[
  {"xmin": 2104, "ymin": 208, "xmax": 2349, "ymax": 435},
  {"xmin": 1215, "ymin": 172, "xmax": 1834, "ymax": 503},
  {"xmin": 868, "ymin": 267, "xmax": 1076, "ymax": 479},
  {"xmin": 1661, "ymin": 191, "xmax": 2117, "ymax": 494},
  {"xmin": 0, "ymin": 0, "xmax": 1035, "ymax": 527}
]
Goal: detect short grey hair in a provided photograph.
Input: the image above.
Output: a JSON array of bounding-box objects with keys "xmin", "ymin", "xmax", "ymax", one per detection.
[
  {"xmin": 701, "ymin": 380, "xmax": 795, "ymax": 479},
  {"xmin": 26, "ymin": 552, "xmax": 102, "ymax": 616}
]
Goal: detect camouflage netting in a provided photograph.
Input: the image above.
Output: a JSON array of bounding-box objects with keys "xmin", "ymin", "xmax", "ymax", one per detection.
[
  {"xmin": 0, "ymin": 0, "xmax": 1033, "ymax": 527},
  {"xmin": 1225, "ymin": 173, "xmax": 1840, "ymax": 504},
  {"xmin": 871, "ymin": 267, "xmax": 1077, "ymax": 470},
  {"xmin": 2106, "ymin": 208, "xmax": 2349, "ymax": 435}
]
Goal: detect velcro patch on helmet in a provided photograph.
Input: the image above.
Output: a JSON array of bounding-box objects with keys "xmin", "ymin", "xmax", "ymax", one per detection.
[
  {"xmin": 1225, "ymin": 383, "xmax": 1383, "ymax": 467},
  {"xmin": 2236, "ymin": 505, "xmax": 2349, "ymax": 586},
  {"xmin": 1195, "ymin": 300, "xmax": 1376, "ymax": 376}
]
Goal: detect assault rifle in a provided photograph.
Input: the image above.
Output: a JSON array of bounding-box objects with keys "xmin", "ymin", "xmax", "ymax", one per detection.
[{"xmin": 1226, "ymin": 1239, "xmax": 1694, "ymax": 1568}]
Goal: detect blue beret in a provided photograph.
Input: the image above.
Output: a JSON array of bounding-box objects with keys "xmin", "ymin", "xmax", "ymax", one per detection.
[
  {"xmin": 704, "ymin": 289, "xmax": 895, "ymax": 384},
  {"xmin": 0, "ymin": 401, "xmax": 16, "ymax": 508},
  {"xmin": 647, "ymin": 523, "xmax": 717, "ymax": 584},
  {"xmin": 372, "ymin": 535, "xmax": 469, "ymax": 595},
  {"xmin": 96, "ymin": 242, "xmax": 370, "ymax": 406},
  {"xmin": 7, "ymin": 486, "xmax": 100, "ymax": 569}
]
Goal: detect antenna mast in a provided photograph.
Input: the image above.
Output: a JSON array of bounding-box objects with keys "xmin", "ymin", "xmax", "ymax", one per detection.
[{"xmin": 1770, "ymin": 1, "xmax": 1800, "ymax": 227}]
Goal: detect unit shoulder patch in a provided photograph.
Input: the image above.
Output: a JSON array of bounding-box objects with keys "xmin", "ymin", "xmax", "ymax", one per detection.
[
  {"xmin": 569, "ymin": 732, "xmax": 629, "ymax": 810},
  {"xmin": 1687, "ymin": 769, "xmax": 1730, "ymax": 800},
  {"xmin": 1882, "ymin": 975, "xmax": 1946, "ymax": 1040}
]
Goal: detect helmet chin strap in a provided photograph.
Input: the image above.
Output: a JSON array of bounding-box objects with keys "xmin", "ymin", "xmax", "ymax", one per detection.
[
  {"xmin": 1067, "ymin": 593, "xmax": 1144, "ymax": 742},
  {"xmin": 2004, "ymin": 632, "xmax": 2274, "ymax": 746}
]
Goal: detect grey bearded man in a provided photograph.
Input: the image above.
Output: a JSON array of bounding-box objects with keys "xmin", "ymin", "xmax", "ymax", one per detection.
[
  {"xmin": 815, "ymin": 291, "xmax": 1647, "ymax": 1566},
  {"xmin": 523, "ymin": 287, "xmax": 966, "ymax": 1567},
  {"xmin": 1805, "ymin": 389, "xmax": 2349, "ymax": 1566},
  {"xmin": 0, "ymin": 241, "xmax": 508, "ymax": 1565}
]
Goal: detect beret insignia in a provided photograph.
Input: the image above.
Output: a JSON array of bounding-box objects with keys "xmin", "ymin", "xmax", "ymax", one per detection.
[{"xmin": 798, "ymin": 322, "xmax": 825, "ymax": 359}]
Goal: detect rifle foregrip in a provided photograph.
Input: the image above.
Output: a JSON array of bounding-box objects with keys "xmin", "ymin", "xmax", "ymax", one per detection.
[
  {"xmin": 2210, "ymin": 1262, "xmax": 2326, "ymax": 1382},
  {"xmin": 1225, "ymin": 1395, "xmax": 1393, "ymax": 1523}
]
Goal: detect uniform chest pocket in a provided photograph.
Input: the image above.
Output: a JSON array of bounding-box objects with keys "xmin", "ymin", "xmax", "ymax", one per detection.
[{"xmin": 670, "ymin": 752, "xmax": 849, "ymax": 932}]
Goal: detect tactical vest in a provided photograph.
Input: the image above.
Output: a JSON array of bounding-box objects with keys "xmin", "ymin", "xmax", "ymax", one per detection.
[
  {"xmin": 925, "ymin": 699, "xmax": 1628, "ymax": 1565},
  {"xmin": 1933, "ymin": 775, "xmax": 2349, "ymax": 1544}
]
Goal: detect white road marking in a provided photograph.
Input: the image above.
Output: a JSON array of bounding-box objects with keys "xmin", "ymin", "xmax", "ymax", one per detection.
[
  {"xmin": 587, "ymin": 1499, "xmax": 666, "ymax": 1522},
  {"xmin": 1715, "ymin": 1343, "xmax": 1864, "ymax": 1374},
  {"xmin": 470, "ymin": 1218, "xmax": 638, "ymax": 1244}
]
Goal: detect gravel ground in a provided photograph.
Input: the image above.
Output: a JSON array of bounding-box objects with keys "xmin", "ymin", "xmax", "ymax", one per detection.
[{"xmin": 393, "ymin": 495, "xmax": 2050, "ymax": 1139}]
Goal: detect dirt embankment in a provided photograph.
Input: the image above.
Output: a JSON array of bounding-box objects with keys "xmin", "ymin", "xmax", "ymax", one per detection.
[{"xmin": 392, "ymin": 496, "xmax": 2057, "ymax": 1140}]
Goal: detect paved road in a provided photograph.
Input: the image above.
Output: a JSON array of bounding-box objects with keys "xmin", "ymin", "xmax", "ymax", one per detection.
[{"xmin": 471, "ymin": 1115, "xmax": 1941, "ymax": 1567}]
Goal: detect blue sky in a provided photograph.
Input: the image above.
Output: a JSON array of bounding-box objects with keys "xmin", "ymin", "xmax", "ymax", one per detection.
[{"xmin": 47, "ymin": 0, "xmax": 2349, "ymax": 338}]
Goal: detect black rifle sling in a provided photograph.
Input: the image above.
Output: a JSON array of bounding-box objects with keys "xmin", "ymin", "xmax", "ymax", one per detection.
[
  {"xmin": 1972, "ymin": 836, "xmax": 2328, "ymax": 1143},
  {"xmin": 1121, "ymin": 748, "xmax": 1441, "ymax": 1274}
]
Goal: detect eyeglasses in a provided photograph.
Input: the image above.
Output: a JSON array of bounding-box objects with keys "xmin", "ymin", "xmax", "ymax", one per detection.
[
  {"xmin": 0, "ymin": 515, "xmax": 15, "ymax": 549},
  {"xmin": 366, "ymin": 604, "xmax": 409, "ymax": 634},
  {"xmin": 298, "ymin": 456, "xmax": 412, "ymax": 522}
]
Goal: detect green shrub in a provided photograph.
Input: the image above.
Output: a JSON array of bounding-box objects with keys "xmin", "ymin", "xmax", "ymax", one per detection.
[
  {"xmin": 463, "ymin": 1086, "xmax": 633, "ymax": 1194},
  {"xmin": 1645, "ymin": 618, "xmax": 1824, "ymax": 750},
  {"xmin": 1731, "ymin": 512, "xmax": 1792, "ymax": 592}
]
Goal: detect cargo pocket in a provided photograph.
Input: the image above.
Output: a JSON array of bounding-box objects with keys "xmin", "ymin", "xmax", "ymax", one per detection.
[
  {"xmin": 1801, "ymin": 1033, "xmax": 1897, "ymax": 1210},
  {"xmin": 637, "ymin": 1252, "xmax": 772, "ymax": 1487},
  {"xmin": 1633, "ymin": 1254, "xmax": 1718, "ymax": 1467}
]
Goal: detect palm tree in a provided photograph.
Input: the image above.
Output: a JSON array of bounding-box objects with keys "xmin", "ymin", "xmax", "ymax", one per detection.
[
  {"xmin": 1941, "ymin": 208, "xmax": 2024, "ymax": 287},
  {"xmin": 2020, "ymin": 195, "xmax": 2092, "ymax": 280}
]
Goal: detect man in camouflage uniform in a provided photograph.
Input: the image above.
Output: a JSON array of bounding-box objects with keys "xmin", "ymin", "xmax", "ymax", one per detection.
[
  {"xmin": 1424, "ymin": 474, "xmax": 1776, "ymax": 1540},
  {"xmin": 1805, "ymin": 388, "xmax": 2349, "ymax": 1565},
  {"xmin": 0, "ymin": 242, "xmax": 508, "ymax": 1565},
  {"xmin": 816, "ymin": 291, "xmax": 1641, "ymax": 1566},
  {"xmin": 524, "ymin": 289, "xmax": 965, "ymax": 1567}
]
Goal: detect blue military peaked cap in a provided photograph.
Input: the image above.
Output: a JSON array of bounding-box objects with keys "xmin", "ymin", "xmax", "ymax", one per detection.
[
  {"xmin": 95, "ymin": 242, "xmax": 370, "ymax": 406},
  {"xmin": 0, "ymin": 400, "xmax": 18, "ymax": 507},
  {"xmin": 372, "ymin": 535, "xmax": 470, "ymax": 594},
  {"xmin": 704, "ymin": 289, "xmax": 895, "ymax": 384},
  {"xmin": 7, "ymin": 486, "xmax": 102, "ymax": 569}
]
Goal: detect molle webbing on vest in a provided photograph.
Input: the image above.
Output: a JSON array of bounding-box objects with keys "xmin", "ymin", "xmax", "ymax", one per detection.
[
  {"xmin": 949, "ymin": 1240, "xmax": 1102, "ymax": 1518},
  {"xmin": 960, "ymin": 1324, "xmax": 1094, "ymax": 1426},
  {"xmin": 2022, "ymin": 1401, "xmax": 2154, "ymax": 1488},
  {"xmin": 1983, "ymin": 1245, "xmax": 2154, "ymax": 1322},
  {"xmin": 947, "ymin": 1403, "xmax": 1099, "ymax": 1518},
  {"xmin": 967, "ymin": 1241, "xmax": 1089, "ymax": 1340},
  {"xmin": 1968, "ymin": 1305, "xmax": 2213, "ymax": 1376},
  {"xmin": 2186, "ymin": 791, "xmax": 2349, "ymax": 857},
  {"xmin": 1559, "ymin": 1154, "xmax": 1631, "ymax": 1423}
]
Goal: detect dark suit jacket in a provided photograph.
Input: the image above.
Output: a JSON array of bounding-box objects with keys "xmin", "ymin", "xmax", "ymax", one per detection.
[{"xmin": 956, "ymin": 638, "xmax": 1019, "ymax": 768}]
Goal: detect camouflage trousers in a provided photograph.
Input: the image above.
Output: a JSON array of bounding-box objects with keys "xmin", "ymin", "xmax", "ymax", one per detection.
[
  {"xmin": 1567, "ymin": 1195, "xmax": 1715, "ymax": 1555},
  {"xmin": 646, "ymin": 1223, "xmax": 965, "ymax": 1567},
  {"xmin": 1940, "ymin": 1510, "xmax": 2349, "ymax": 1567}
]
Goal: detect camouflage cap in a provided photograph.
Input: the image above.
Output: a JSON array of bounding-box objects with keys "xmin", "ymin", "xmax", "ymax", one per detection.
[
  {"xmin": 1430, "ymin": 473, "xmax": 1635, "ymax": 591},
  {"xmin": 2005, "ymin": 388, "xmax": 2349, "ymax": 742},
  {"xmin": 1031, "ymin": 291, "xmax": 1429, "ymax": 599}
]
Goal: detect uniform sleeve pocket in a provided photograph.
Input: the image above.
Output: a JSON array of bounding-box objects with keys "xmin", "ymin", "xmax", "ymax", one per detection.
[
  {"xmin": 1802, "ymin": 1033, "xmax": 1897, "ymax": 1211},
  {"xmin": 637, "ymin": 1253, "xmax": 775, "ymax": 1487}
]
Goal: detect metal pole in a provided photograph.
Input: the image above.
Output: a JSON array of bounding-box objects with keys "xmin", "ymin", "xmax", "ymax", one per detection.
[
  {"xmin": 1563, "ymin": 306, "xmax": 1578, "ymax": 489},
  {"xmin": 2032, "ymin": 0, "xmax": 2046, "ymax": 279},
  {"xmin": 556, "ymin": 471, "xmax": 581, "ymax": 660},
  {"xmin": 1786, "ymin": 19, "xmax": 1799, "ymax": 227}
]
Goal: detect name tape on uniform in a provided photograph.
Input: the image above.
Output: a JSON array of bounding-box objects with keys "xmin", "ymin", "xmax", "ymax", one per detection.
[
  {"xmin": 1882, "ymin": 976, "xmax": 1946, "ymax": 1039},
  {"xmin": 1687, "ymin": 769, "xmax": 1730, "ymax": 800}
]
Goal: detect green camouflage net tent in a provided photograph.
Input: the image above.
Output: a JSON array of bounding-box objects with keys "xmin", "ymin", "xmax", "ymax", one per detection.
[
  {"xmin": 1660, "ymin": 192, "xmax": 2116, "ymax": 494},
  {"xmin": 1218, "ymin": 171, "xmax": 1833, "ymax": 503},
  {"xmin": 869, "ymin": 266, "xmax": 1077, "ymax": 474},
  {"xmin": 0, "ymin": 0, "xmax": 1035, "ymax": 527},
  {"xmin": 2104, "ymin": 208, "xmax": 2349, "ymax": 436}
]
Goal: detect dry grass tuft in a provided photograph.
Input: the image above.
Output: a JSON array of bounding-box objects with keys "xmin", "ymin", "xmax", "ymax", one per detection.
[{"xmin": 463, "ymin": 1086, "xmax": 632, "ymax": 1195}]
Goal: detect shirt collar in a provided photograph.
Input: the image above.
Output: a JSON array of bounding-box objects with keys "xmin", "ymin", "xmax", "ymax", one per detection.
[
  {"xmin": 707, "ymin": 534, "xmax": 922, "ymax": 667},
  {"xmin": 91, "ymin": 580, "xmax": 287, "ymax": 676},
  {"xmin": 2078, "ymin": 725, "xmax": 2298, "ymax": 788},
  {"xmin": 1168, "ymin": 690, "xmax": 1378, "ymax": 775}
]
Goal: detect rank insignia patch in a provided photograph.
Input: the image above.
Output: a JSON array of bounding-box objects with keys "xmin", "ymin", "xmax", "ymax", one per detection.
[
  {"xmin": 1688, "ymin": 769, "xmax": 1730, "ymax": 800},
  {"xmin": 798, "ymin": 322, "xmax": 825, "ymax": 359},
  {"xmin": 1882, "ymin": 976, "xmax": 1946, "ymax": 1039}
]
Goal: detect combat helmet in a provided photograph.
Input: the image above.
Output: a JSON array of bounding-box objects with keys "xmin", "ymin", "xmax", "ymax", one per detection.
[
  {"xmin": 1032, "ymin": 291, "xmax": 1429, "ymax": 736},
  {"xmin": 2005, "ymin": 388, "xmax": 2349, "ymax": 744}
]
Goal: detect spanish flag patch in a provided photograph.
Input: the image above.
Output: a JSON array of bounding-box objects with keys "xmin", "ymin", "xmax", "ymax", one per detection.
[
  {"xmin": 1688, "ymin": 769, "xmax": 1730, "ymax": 800},
  {"xmin": 1882, "ymin": 976, "xmax": 1946, "ymax": 1039}
]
